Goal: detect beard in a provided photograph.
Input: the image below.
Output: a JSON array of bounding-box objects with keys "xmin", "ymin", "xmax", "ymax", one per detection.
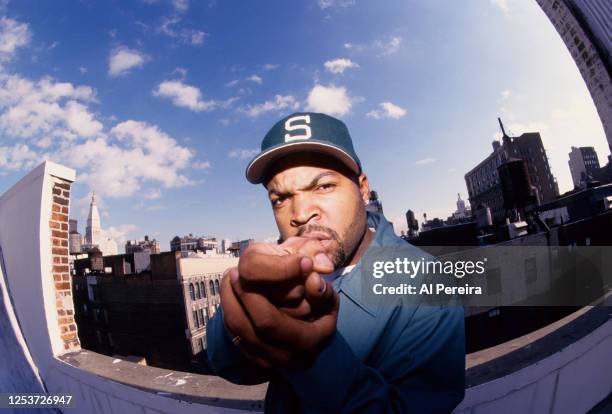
[{"xmin": 297, "ymin": 224, "xmax": 347, "ymax": 269}]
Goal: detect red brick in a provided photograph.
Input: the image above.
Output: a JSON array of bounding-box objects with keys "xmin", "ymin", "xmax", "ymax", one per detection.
[
  {"xmin": 49, "ymin": 221, "xmax": 60, "ymax": 229},
  {"xmin": 57, "ymin": 309, "xmax": 66, "ymax": 316},
  {"xmin": 69, "ymin": 324, "xmax": 76, "ymax": 332},
  {"xmin": 53, "ymin": 256, "xmax": 61, "ymax": 264},
  {"xmin": 62, "ymin": 333, "xmax": 76, "ymax": 341},
  {"xmin": 55, "ymin": 282, "xmax": 70, "ymax": 290},
  {"xmin": 53, "ymin": 196, "xmax": 69, "ymax": 206},
  {"xmin": 52, "ymin": 248, "xmax": 68, "ymax": 256},
  {"xmin": 62, "ymin": 190, "xmax": 70, "ymax": 198},
  {"xmin": 61, "ymin": 257, "xmax": 68, "ymax": 264},
  {"xmin": 53, "ymin": 274, "xmax": 62, "ymax": 282},
  {"xmin": 58, "ymin": 317, "xmax": 73, "ymax": 325},
  {"xmin": 52, "ymin": 238, "xmax": 62, "ymax": 247},
  {"xmin": 53, "ymin": 188, "xmax": 62, "ymax": 196},
  {"xmin": 52, "ymin": 230, "xmax": 68, "ymax": 239},
  {"xmin": 52, "ymin": 204, "xmax": 61, "ymax": 213},
  {"xmin": 61, "ymin": 206, "xmax": 68, "ymax": 214},
  {"xmin": 53, "ymin": 265, "xmax": 69, "ymax": 273},
  {"xmin": 61, "ymin": 240, "xmax": 68, "ymax": 247},
  {"xmin": 51, "ymin": 213, "xmax": 68, "ymax": 222},
  {"xmin": 62, "ymin": 274, "xmax": 69, "ymax": 281},
  {"xmin": 55, "ymin": 183, "xmax": 71, "ymax": 191},
  {"xmin": 60, "ymin": 223, "xmax": 68, "ymax": 231}
]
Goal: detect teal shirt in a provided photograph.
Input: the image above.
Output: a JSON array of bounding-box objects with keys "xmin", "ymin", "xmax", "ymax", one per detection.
[{"xmin": 207, "ymin": 212, "xmax": 466, "ymax": 413}]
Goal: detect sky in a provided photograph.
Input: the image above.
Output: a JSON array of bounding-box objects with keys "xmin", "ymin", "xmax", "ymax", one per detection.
[{"xmin": 0, "ymin": 0, "xmax": 609, "ymax": 251}]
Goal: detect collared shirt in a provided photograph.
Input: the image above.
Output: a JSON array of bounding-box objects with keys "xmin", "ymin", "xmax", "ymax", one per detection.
[{"xmin": 207, "ymin": 212, "xmax": 466, "ymax": 413}]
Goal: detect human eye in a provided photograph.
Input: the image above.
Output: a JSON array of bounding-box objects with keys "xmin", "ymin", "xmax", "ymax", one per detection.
[
  {"xmin": 270, "ymin": 195, "xmax": 288, "ymax": 207},
  {"xmin": 316, "ymin": 182, "xmax": 336, "ymax": 192}
]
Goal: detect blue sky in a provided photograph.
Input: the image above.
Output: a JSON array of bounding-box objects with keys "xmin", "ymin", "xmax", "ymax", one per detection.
[{"xmin": 0, "ymin": 0, "xmax": 608, "ymax": 250}]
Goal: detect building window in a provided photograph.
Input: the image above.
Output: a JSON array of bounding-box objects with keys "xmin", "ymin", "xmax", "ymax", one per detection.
[
  {"xmin": 201, "ymin": 281, "xmax": 206, "ymax": 298},
  {"xmin": 199, "ymin": 309, "xmax": 205, "ymax": 327},
  {"xmin": 201, "ymin": 337, "xmax": 206, "ymax": 350},
  {"xmin": 193, "ymin": 310, "xmax": 199, "ymax": 328},
  {"xmin": 215, "ymin": 279, "xmax": 220, "ymax": 295},
  {"xmin": 189, "ymin": 283, "xmax": 195, "ymax": 301},
  {"xmin": 196, "ymin": 282, "xmax": 201, "ymax": 299},
  {"xmin": 210, "ymin": 280, "xmax": 215, "ymax": 296}
]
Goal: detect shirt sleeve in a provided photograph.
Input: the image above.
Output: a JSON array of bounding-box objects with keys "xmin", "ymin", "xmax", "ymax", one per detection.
[
  {"xmin": 206, "ymin": 307, "xmax": 270, "ymax": 385},
  {"xmin": 279, "ymin": 305, "xmax": 466, "ymax": 414}
]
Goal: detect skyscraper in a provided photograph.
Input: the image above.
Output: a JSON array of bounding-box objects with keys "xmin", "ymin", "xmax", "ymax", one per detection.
[
  {"xmin": 568, "ymin": 146, "xmax": 601, "ymax": 188},
  {"xmin": 537, "ymin": 0, "xmax": 612, "ymax": 155},
  {"xmin": 85, "ymin": 192, "xmax": 101, "ymax": 247}
]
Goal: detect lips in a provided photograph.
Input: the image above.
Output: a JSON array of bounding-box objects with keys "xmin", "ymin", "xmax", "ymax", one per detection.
[{"xmin": 302, "ymin": 231, "xmax": 333, "ymax": 241}]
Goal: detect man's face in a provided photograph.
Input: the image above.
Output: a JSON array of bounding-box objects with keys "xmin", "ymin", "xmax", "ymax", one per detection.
[{"xmin": 264, "ymin": 154, "xmax": 369, "ymax": 268}]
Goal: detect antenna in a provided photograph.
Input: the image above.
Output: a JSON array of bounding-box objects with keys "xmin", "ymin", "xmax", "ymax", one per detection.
[{"xmin": 498, "ymin": 117, "xmax": 507, "ymax": 136}]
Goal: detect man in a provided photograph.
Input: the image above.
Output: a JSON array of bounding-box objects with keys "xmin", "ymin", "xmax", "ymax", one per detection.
[{"xmin": 207, "ymin": 112, "xmax": 465, "ymax": 413}]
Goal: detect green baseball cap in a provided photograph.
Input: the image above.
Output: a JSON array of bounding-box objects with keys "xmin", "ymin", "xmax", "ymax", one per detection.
[{"xmin": 245, "ymin": 112, "xmax": 362, "ymax": 184}]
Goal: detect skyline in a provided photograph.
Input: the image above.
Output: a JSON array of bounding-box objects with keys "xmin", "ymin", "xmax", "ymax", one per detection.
[{"xmin": 0, "ymin": 0, "xmax": 609, "ymax": 248}]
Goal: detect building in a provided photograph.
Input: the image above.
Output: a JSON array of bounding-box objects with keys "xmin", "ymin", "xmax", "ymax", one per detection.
[
  {"xmin": 170, "ymin": 234, "xmax": 218, "ymax": 253},
  {"xmin": 568, "ymin": 146, "xmax": 601, "ymax": 188},
  {"xmin": 405, "ymin": 209, "xmax": 419, "ymax": 239},
  {"xmin": 228, "ymin": 239, "xmax": 255, "ymax": 257},
  {"xmin": 84, "ymin": 192, "xmax": 101, "ymax": 247},
  {"xmin": 537, "ymin": 0, "xmax": 612, "ymax": 155},
  {"xmin": 465, "ymin": 128, "xmax": 559, "ymax": 223},
  {"xmin": 72, "ymin": 249, "xmax": 237, "ymax": 373},
  {"xmin": 365, "ymin": 190, "xmax": 384, "ymax": 214},
  {"xmin": 125, "ymin": 235, "xmax": 161, "ymax": 254},
  {"xmin": 80, "ymin": 192, "xmax": 118, "ymax": 255},
  {"xmin": 68, "ymin": 219, "xmax": 82, "ymax": 255}
]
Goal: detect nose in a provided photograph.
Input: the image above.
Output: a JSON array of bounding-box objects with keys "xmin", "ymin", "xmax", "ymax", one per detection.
[{"xmin": 290, "ymin": 194, "xmax": 320, "ymax": 228}]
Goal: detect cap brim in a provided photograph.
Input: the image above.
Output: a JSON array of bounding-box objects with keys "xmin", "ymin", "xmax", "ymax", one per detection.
[{"xmin": 246, "ymin": 141, "xmax": 360, "ymax": 184}]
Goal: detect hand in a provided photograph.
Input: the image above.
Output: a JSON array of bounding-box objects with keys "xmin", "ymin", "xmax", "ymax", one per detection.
[
  {"xmin": 220, "ymin": 267, "xmax": 339, "ymax": 368},
  {"xmin": 219, "ymin": 238, "xmax": 339, "ymax": 368},
  {"xmin": 237, "ymin": 237, "xmax": 336, "ymax": 318}
]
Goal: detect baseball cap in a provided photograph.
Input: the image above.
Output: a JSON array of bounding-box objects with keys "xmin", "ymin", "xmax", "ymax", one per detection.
[{"xmin": 245, "ymin": 112, "xmax": 362, "ymax": 184}]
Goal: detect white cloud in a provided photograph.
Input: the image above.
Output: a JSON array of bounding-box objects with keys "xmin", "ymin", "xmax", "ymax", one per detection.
[
  {"xmin": 263, "ymin": 64, "xmax": 279, "ymax": 70},
  {"xmin": 103, "ymin": 224, "xmax": 138, "ymax": 246},
  {"xmin": 324, "ymin": 58, "xmax": 359, "ymax": 74},
  {"xmin": 78, "ymin": 66, "xmax": 87, "ymax": 74},
  {"xmin": 228, "ymin": 148, "xmax": 259, "ymax": 159},
  {"xmin": 0, "ymin": 17, "xmax": 30, "ymax": 61},
  {"xmin": 414, "ymin": 158, "xmax": 436, "ymax": 166},
  {"xmin": 242, "ymin": 95, "xmax": 299, "ymax": 117},
  {"xmin": 343, "ymin": 43, "xmax": 352, "ymax": 49},
  {"xmin": 491, "ymin": 0, "xmax": 509, "ymax": 13},
  {"xmin": 226, "ymin": 79, "xmax": 239, "ymax": 87},
  {"xmin": 366, "ymin": 101, "xmax": 407, "ymax": 119},
  {"xmin": 190, "ymin": 30, "xmax": 207, "ymax": 45},
  {"xmin": 0, "ymin": 144, "xmax": 38, "ymax": 170},
  {"xmin": 144, "ymin": 188, "xmax": 162, "ymax": 199},
  {"xmin": 376, "ymin": 36, "xmax": 402, "ymax": 56},
  {"xmin": 153, "ymin": 80, "xmax": 216, "ymax": 112},
  {"xmin": 318, "ymin": 0, "xmax": 355, "ymax": 9},
  {"xmin": 158, "ymin": 16, "xmax": 207, "ymax": 46},
  {"xmin": 173, "ymin": 0, "xmax": 189, "ymax": 12},
  {"xmin": 108, "ymin": 46, "xmax": 147, "ymax": 77},
  {"xmin": 306, "ymin": 84, "xmax": 352, "ymax": 116},
  {"xmin": 0, "ymin": 74, "xmax": 100, "ymax": 140},
  {"xmin": 246, "ymin": 75, "xmax": 262, "ymax": 84}
]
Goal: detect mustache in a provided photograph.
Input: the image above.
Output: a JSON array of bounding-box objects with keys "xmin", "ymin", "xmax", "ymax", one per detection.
[{"xmin": 297, "ymin": 224, "xmax": 341, "ymax": 242}]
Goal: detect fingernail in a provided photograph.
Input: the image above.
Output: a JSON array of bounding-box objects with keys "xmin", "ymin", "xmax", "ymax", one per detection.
[
  {"xmin": 318, "ymin": 277, "xmax": 326, "ymax": 294},
  {"xmin": 314, "ymin": 253, "xmax": 333, "ymax": 269}
]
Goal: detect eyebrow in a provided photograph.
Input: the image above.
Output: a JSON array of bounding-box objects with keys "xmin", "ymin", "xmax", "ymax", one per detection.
[{"xmin": 268, "ymin": 171, "xmax": 338, "ymax": 197}]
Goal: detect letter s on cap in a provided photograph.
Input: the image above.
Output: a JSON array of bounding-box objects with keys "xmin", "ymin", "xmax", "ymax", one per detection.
[{"xmin": 284, "ymin": 115, "xmax": 311, "ymax": 142}]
